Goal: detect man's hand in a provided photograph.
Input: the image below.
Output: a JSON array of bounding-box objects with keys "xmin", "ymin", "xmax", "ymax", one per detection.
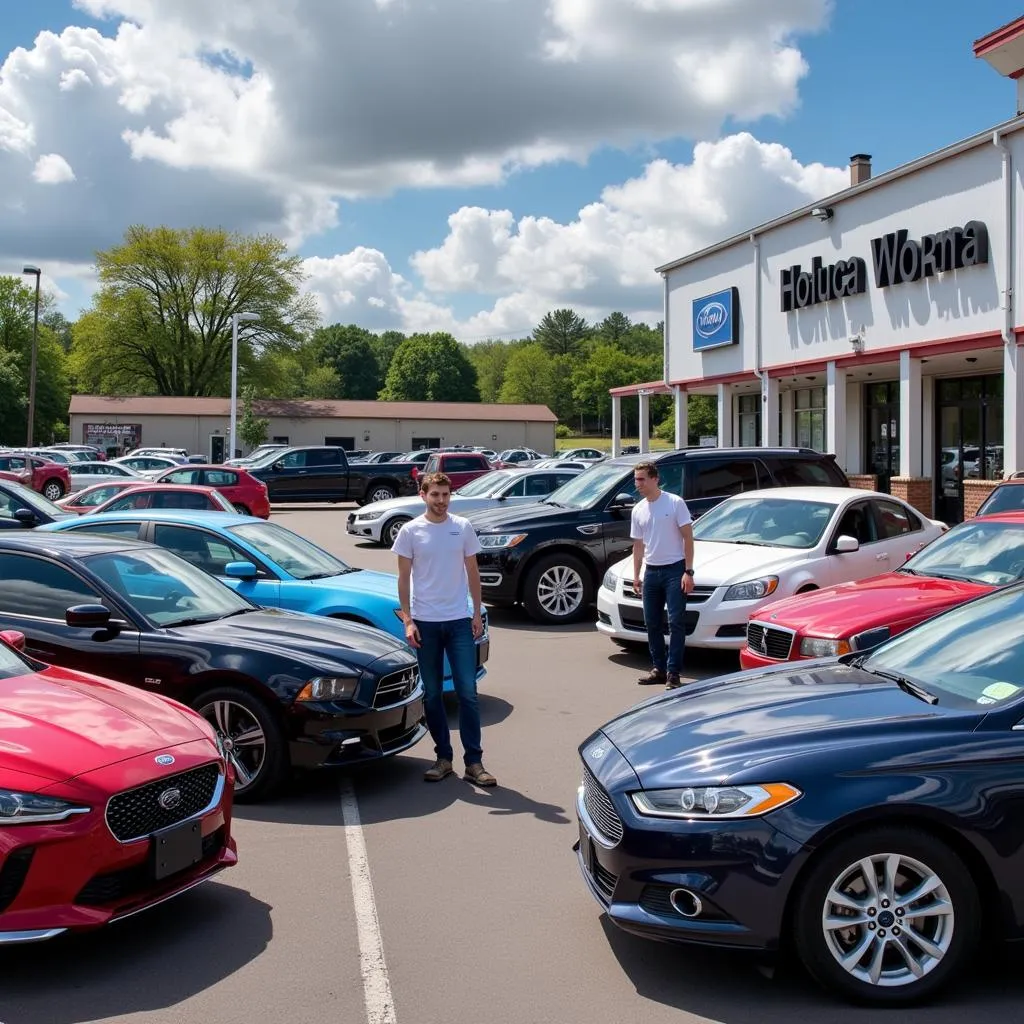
[
  {"xmin": 633, "ymin": 576, "xmax": 643, "ymax": 597},
  {"xmin": 404, "ymin": 620, "xmax": 421, "ymax": 648},
  {"xmin": 682, "ymin": 574, "xmax": 695, "ymax": 595},
  {"xmin": 472, "ymin": 612, "xmax": 484, "ymax": 639}
]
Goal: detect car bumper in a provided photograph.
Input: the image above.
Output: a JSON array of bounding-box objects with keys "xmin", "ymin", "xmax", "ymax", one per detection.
[
  {"xmin": 474, "ymin": 550, "xmax": 521, "ymax": 604},
  {"xmin": 346, "ymin": 513, "xmax": 385, "ymax": 542}
]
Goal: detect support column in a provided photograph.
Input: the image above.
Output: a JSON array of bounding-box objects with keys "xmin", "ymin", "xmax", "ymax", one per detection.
[
  {"xmin": 717, "ymin": 384, "xmax": 733, "ymax": 447},
  {"xmin": 826, "ymin": 360, "xmax": 847, "ymax": 464},
  {"xmin": 781, "ymin": 389, "xmax": 795, "ymax": 446},
  {"xmin": 1005, "ymin": 341, "xmax": 1024, "ymax": 476},
  {"xmin": 899, "ymin": 350, "xmax": 922, "ymax": 477},
  {"xmin": 638, "ymin": 392, "xmax": 650, "ymax": 453},
  {"xmin": 761, "ymin": 375, "xmax": 779, "ymax": 446},
  {"xmin": 611, "ymin": 395, "xmax": 622, "ymax": 456},
  {"xmin": 674, "ymin": 386, "xmax": 688, "ymax": 450}
]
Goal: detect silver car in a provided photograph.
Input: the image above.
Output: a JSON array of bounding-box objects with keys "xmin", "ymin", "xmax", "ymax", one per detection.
[
  {"xmin": 65, "ymin": 460, "xmax": 143, "ymax": 494},
  {"xmin": 346, "ymin": 466, "xmax": 583, "ymax": 547}
]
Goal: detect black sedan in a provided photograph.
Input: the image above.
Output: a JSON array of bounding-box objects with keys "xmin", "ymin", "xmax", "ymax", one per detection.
[
  {"xmin": 0, "ymin": 477, "xmax": 76, "ymax": 528},
  {"xmin": 0, "ymin": 533, "xmax": 425, "ymax": 801},
  {"xmin": 576, "ymin": 581, "xmax": 1024, "ymax": 1005}
]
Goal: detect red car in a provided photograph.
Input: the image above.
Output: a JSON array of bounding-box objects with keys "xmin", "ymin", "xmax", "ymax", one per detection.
[
  {"xmin": 56, "ymin": 480, "xmax": 142, "ymax": 514},
  {"xmin": 152, "ymin": 465, "xmax": 270, "ymax": 518},
  {"xmin": 739, "ymin": 512, "xmax": 1024, "ymax": 669},
  {"xmin": 0, "ymin": 453, "xmax": 70, "ymax": 501},
  {"xmin": 414, "ymin": 451, "xmax": 493, "ymax": 490},
  {"xmin": 91, "ymin": 484, "xmax": 236, "ymax": 515},
  {"xmin": 0, "ymin": 629, "xmax": 236, "ymax": 944}
]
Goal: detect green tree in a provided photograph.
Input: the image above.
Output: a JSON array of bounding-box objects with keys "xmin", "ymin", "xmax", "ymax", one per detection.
[
  {"xmin": 371, "ymin": 330, "xmax": 405, "ymax": 383},
  {"xmin": 42, "ymin": 311, "xmax": 73, "ymax": 353},
  {"xmin": 532, "ymin": 308, "xmax": 589, "ymax": 356},
  {"xmin": 466, "ymin": 339, "xmax": 515, "ymax": 403},
  {"xmin": 238, "ymin": 386, "xmax": 270, "ymax": 451},
  {"xmin": 0, "ymin": 349, "xmax": 26, "ymax": 445},
  {"xmin": 498, "ymin": 344, "xmax": 554, "ymax": 405},
  {"xmin": 378, "ymin": 333, "xmax": 480, "ymax": 402},
  {"xmin": 69, "ymin": 225, "xmax": 319, "ymax": 396},
  {"xmin": 314, "ymin": 324, "xmax": 380, "ymax": 399},
  {"xmin": 571, "ymin": 344, "xmax": 641, "ymax": 430},
  {"xmin": 599, "ymin": 311, "xmax": 632, "ymax": 344}
]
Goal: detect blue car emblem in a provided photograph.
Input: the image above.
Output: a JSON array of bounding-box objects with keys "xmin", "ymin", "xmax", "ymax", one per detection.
[{"xmin": 155, "ymin": 754, "xmax": 175, "ymax": 766}]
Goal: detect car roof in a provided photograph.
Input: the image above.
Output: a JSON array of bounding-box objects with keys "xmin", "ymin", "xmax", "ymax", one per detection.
[
  {"xmin": 719, "ymin": 486, "xmax": 883, "ymax": 503},
  {"xmin": 605, "ymin": 446, "xmax": 836, "ymax": 467},
  {"xmin": 971, "ymin": 510, "xmax": 1024, "ymax": 522},
  {"xmin": 44, "ymin": 509, "xmax": 258, "ymax": 527},
  {"xmin": 0, "ymin": 531, "xmax": 152, "ymax": 557}
]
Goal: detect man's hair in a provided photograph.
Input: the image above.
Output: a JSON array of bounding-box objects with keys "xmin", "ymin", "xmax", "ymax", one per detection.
[
  {"xmin": 634, "ymin": 461, "xmax": 659, "ymax": 480},
  {"xmin": 419, "ymin": 471, "xmax": 452, "ymax": 493}
]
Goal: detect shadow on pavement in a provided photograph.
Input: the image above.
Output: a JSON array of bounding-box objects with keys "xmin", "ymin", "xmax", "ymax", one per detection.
[
  {"xmin": 0, "ymin": 882, "xmax": 272, "ymax": 1024},
  {"xmin": 484, "ymin": 604, "xmax": 597, "ymax": 635}
]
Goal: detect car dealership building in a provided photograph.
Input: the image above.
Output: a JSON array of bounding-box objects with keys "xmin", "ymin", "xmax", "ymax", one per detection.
[{"xmin": 611, "ymin": 18, "xmax": 1024, "ymax": 524}]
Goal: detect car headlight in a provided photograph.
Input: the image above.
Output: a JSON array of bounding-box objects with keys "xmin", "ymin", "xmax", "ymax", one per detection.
[
  {"xmin": 722, "ymin": 577, "xmax": 778, "ymax": 601},
  {"xmin": 631, "ymin": 783, "xmax": 801, "ymax": 820},
  {"xmin": 296, "ymin": 676, "xmax": 360, "ymax": 701},
  {"xmin": 478, "ymin": 533, "xmax": 528, "ymax": 549},
  {"xmin": 601, "ymin": 569, "xmax": 617, "ymax": 591},
  {"xmin": 799, "ymin": 637, "xmax": 851, "ymax": 657},
  {"xmin": 357, "ymin": 511, "xmax": 385, "ymax": 521},
  {"xmin": 0, "ymin": 790, "xmax": 90, "ymax": 825}
]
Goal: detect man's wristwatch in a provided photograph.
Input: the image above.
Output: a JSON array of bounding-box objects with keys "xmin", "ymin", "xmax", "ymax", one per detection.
[{"xmin": 683, "ymin": 569, "xmax": 694, "ymax": 577}]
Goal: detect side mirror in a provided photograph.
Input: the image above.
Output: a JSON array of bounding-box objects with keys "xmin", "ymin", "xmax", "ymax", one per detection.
[
  {"xmin": 13, "ymin": 508, "xmax": 37, "ymax": 527},
  {"xmin": 66, "ymin": 604, "xmax": 112, "ymax": 628},
  {"xmin": 834, "ymin": 535, "xmax": 860, "ymax": 553},
  {"xmin": 224, "ymin": 560, "xmax": 258, "ymax": 580},
  {"xmin": 609, "ymin": 493, "xmax": 636, "ymax": 511},
  {"xmin": 271, "ymin": 461, "xmax": 284, "ymax": 471},
  {"xmin": 0, "ymin": 630, "xmax": 25, "ymax": 652}
]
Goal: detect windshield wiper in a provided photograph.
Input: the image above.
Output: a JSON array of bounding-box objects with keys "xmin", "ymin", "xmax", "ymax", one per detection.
[
  {"xmin": 541, "ymin": 500, "xmax": 563, "ymax": 508},
  {"xmin": 869, "ymin": 668, "xmax": 939, "ymax": 705},
  {"xmin": 164, "ymin": 615, "xmax": 223, "ymax": 628},
  {"xmin": 301, "ymin": 571, "xmax": 344, "ymax": 580},
  {"xmin": 922, "ymin": 572, "xmax": 968, "ymax": 582}
]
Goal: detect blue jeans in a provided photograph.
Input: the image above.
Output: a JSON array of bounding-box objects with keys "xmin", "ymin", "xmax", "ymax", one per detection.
[
  {"xmin": 642, "ymin": 560, "xmax": 686, "ymax": 674},
  {"xmin": 415, "ymin": 617, "xmax": 482, "ymax": 765}
]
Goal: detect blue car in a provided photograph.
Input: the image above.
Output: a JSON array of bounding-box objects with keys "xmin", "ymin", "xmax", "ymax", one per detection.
[
  {"xmin": 577, "ymin": 581, "xmax": 1024, "ymax": 1006},
  {"xmin": 41, "ymin": 510, "xmax": 488, "ymax": 691}
]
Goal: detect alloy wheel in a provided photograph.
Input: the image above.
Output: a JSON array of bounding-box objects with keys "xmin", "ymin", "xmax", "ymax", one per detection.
[
  {"xmin": 371, "ymin": 486, "xmax": 395, "ymax": 503},
  {"xmin": 198, "ymin": 698, "xmax": 267, "ymax": 793},
  {"xmin": 43, "ymin": 482, "xmax": 63, "ymax": 501},
  {"xmin": 536, "ymin": 564, "xmax": 585, "ymax": 619},
  {"xmin": 385, "ymin": 517, "xmax": 409, "ymax": 546}
]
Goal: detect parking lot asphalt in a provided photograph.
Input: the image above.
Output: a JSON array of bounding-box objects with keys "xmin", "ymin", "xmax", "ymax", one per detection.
[{"xmin": 5, "ymin": 502, "xmax": 1024, "ymax": 1024}]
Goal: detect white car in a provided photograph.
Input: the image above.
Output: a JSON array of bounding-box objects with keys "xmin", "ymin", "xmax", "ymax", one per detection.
[
  {"xmin": 346, "ymin": 466, "xmax": 583, "ymax": 546},
  {"xmin": 596, "ymin": 486, "xmax": 948, "ymax": 651},
  {"xmin": 109, "ymin": 455, "xmax": 185, "ymax": 478},
  {"xmin": 65, "ymin": 460, "xmax": 143, "ymax": 494}
]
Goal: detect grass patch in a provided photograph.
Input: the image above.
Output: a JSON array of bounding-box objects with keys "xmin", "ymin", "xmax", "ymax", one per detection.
[{"xmin": 555, "ymin": 435, "xmax": 675, "ymax": 453}]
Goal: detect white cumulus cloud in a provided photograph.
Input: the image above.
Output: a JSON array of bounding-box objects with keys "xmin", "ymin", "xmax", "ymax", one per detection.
[{"xmin": 32, "ymin": 152, "xmax": 75, "ymax": 183}]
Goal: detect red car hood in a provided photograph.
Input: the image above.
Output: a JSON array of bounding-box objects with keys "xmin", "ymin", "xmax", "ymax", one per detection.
[
  {"xmin": 758, "ymin": 571, "xmax": 991, "ymax": 640},
  {"xmin": 0, "ymin": 665, "xmax": 211, "ymax": 784}
]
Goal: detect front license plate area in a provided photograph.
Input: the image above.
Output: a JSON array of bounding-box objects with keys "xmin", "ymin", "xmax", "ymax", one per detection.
[
  {"xmin": 151, "ymin": 819, "xmax": 203, "ymax": 881},
  {"xmin": 476, "ymin": 639, "xmax": 490, "ymax": 667}
]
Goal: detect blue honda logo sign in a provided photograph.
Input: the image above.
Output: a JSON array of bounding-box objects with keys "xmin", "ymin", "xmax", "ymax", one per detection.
[{"xmin": 692, "ymin": 287, "xmax": 739, "ymax": 351}]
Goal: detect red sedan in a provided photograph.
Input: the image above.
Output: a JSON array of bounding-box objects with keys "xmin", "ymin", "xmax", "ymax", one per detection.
[
  {"xmin": 0, "ymin": 629, "xmax": 236, "ymax": 944},
  {"xmin": 0, "ymin": 453, "xmax": 70, "ymax": 501},
  {"xmin": 91, "ymin": 484, "xmax": 236, "ymax": 515},
  {"xmin": 152, "ymin": 465, "xmax": 270, "ymax": 518},
  {"xmin": 740, "ymin": 512, "xmax": 1024, "ymax": 668},
  {"xmin": 56, "ymin": 479, "xmax": 142, "ymax": 514}
]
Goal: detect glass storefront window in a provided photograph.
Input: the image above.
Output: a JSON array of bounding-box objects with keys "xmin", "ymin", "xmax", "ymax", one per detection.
[
  {"xmin": 794, "ymin": 387, "xmax": 826, "ymax": 452},
  {"xmin": 737, "ymin": 394, "xmax": 760, "ymax": 447},
  {"xmin": 864, "ymin": 381, "xmax": 899, "ymax": 492}
]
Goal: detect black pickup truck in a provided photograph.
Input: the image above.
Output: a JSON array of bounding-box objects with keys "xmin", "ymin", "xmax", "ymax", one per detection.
[{"xmin": 244, "ymin": 446, "xmax": 420, "ymax": 504}]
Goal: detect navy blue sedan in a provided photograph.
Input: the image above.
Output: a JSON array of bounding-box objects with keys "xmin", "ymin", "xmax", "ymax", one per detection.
[{"xmin": 577, "ymin": 581, "xmax": 1024, "ymax": 1005}]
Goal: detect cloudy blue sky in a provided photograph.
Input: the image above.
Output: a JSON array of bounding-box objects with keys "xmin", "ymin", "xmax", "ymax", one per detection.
[{"xmin": 0, "ymin": 0, "xmax": 1020, "ymax": 340}]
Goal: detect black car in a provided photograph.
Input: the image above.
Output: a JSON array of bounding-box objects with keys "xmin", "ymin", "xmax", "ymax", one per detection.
[
  {"xmin": 0, "ymin": 533, "xmax": 425, "ymax": 801},
  {"xmin": 577, "ymin": 580, "xmax": 1024, "ymax": 1005},
  {"xmin": 468, "ymin": 447, "xmax": 848, "ymax": 624},
  {"xmin": 0, "ymin": 478, "xmax": 76, "ymax": 529}
]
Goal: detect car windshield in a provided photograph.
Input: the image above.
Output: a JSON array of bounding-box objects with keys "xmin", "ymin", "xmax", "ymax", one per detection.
[
  {"xmin": 456, "ymin": 470, "xmax": 515, "ymax": 497},
  {"xmin": 544, "ymin": 463, "xmax": 629, "ymax": 509},
  {"xmin": 2, "ymin": 479, "xmax": 68, "ymax": 519},
  {"xmin": 84, "ymin": 547, "xmax": 255, "ymax": 628},
  {"xmin": 902, "ymin": 519, "xmax": 1024, "ymax": 586},
  {"xmin": 978, "ymin": 487, "xmax": 1024, "ymax": 516},
  {"xmin": 692, "ymin": 497, "xmax": 836, "ymax": 548},
  {"xmin": 76, "ymin": 483, "xmax": 133, "ymax": 506},
  {"xmin": 862, "ymin": 584, "xmax": 1024, "ymax": 708},
  {"xmin": 0, "ymin": 638, "xmax": 32, "ymax": 680},
  {"xmin": 230, "ymin": 521, "xmax": 352, "ymax": 580}
]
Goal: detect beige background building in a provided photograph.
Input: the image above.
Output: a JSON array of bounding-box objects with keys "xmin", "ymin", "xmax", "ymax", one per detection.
[{"xmin": 69, "ymin": 396, "xmax": 558, "ymax": 460}]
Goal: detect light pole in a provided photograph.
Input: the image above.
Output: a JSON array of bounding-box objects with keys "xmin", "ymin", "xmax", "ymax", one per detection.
[
  {"xmin": 229, "ymin": 311, "xmax": 260, "ymax": 461},
  {"xmin": 22, "ymin": 265, "xmax": 40, "ymax": 447}
]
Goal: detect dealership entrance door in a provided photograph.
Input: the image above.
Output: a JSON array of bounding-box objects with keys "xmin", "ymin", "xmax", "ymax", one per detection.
[
  {"xmin": 864, "ymin": 382, "xmax": 899, "ymax": 493},
  {"xmin": 935, "ymin": 375, "xmax": 1003, "ymax": 524}
]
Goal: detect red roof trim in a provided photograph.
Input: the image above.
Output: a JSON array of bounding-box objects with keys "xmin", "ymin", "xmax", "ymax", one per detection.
[
  {"xmin": 974, "ymin": 16, "xmax": 1024, "ymax": 58},
  {"xmin": 608, "ymin": 380, "xmax": 673, "ymax": 397}
]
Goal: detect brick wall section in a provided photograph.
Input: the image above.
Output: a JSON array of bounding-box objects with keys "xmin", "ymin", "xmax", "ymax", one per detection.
[
  {"xmin": 962, "ymin": 479, "xmax": 1000, "ymax": 518},
  {"xmin": 891, "ymin": 477, "xmax": 933, "ymax": 518},
  {"xmin": 845, "ymin": 474, "xmax": 878, "ymax": 491}
]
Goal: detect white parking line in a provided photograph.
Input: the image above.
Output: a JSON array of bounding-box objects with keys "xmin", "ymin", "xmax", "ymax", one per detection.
[{"xmin": 341, "ymin": 778, "xmax": 397, "ymax": 1024}]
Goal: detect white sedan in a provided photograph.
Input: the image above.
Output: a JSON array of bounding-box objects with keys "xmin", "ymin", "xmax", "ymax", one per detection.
[
  {"xmin": 65, "ymin": 460, "xmax": 142, "ymax": 494},
  {"xmin": 596, "ymin": 486, "xmax": 948, "ymax": 651},
  {"xmin": 346, "ymin": 467, "xmax": 583, "ymax": 546}
]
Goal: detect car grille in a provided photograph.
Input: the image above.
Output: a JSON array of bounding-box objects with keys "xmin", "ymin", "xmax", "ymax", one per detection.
[
  {"xmin": 618, "ymin": 605, "xmax": 699, "ymax": 636},
  {"xmin": 582, "ymin": 767, "xmax": 623, "ymax": 845},
  {"xmin": 105, "ymin": 763, "xmax": 221, "ymax": 842},
  {"xmin": 590, "ymin": 858, "xmax": 618, "ymax": 901},
  {"xmin": 373, "ymin": 666, "xmax": 419, "ymax": 709},
  {"xmin": 746, "ymin": 622, "xmax": 794, "ymax": 660},
  {"xmin": 624, "ymin": 581, "xmax": 715, "ymax": 606},
  {"xmin": 0, "ymin": 847, "xmax": 34, "ymax": 912}
]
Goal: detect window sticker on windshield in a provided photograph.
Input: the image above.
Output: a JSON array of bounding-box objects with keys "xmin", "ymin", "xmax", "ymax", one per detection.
[{"xmin": 980, "ymin": 681, "xmax": 1020, "ymax": 703}]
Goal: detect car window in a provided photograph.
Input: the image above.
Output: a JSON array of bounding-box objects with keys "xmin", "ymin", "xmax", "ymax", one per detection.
[
  {"xmin": 76, "ymin": 484, "xmax": 127, "ymax": 506},
  {"xmin": 446, "ymin": 457, "xmax": 480, "ymax": 472},
  {"xmin": 872, "ymin": 499, "xmax": 920, "ymax": 539},
  {"xmin": 554, "ymin": 473, "xmax": 578, "ymax": 487},
  {"xmin": 306, "ymin": 449, "xmax": 341, "ymax": 467},
  {"xmin": 103, "ymin": 493, "xmax": 151, "ymax": 511},
  {"xmin": 502, "ymin": 478, "xmax": 527, "ymax": 497},
  {"xmin": 769, "ymin": 458, "xmax": 845, "ymax": 487},
  {"xmin": 69, "ymin": 521, "xmax": 144, "ymax": 539},
  {"xmin": 526, "ymin": 475, "xmax": 554, "ymax": 496},
  {"xmin": 203, "ymin": 470, "xmax": 237, "ymax": 487},
  {"xmin": 0, "ymin": 554, "xmax": 101, "ymax": 620},
  {"xmin": 165, "ymin": 469, "xmax": 198, "ymax": 485},
  {"xmin": 151, "ymin": 524, "xmax": 252, "ymax": 575},
  {"xmin": 278, "ymin": 451, "xmax": 307, "ymax": 468},
  {"xmin": 835, "ymin": 502, "xmax": 876, "ymax": 544},
  {"xmin": 424, "ymin": 455, "xmax": 441, "ymax": 474},
  {"xmin": 978, "ymin": 485, "xmax": 1024, "ymax": 516},
  {"xmin": 685, "ymin": 459, "xmax": 761, "ymax": 500},
  {"xmin": 151, "ymin": 491, "xmax": 215, "ymax": 510}
]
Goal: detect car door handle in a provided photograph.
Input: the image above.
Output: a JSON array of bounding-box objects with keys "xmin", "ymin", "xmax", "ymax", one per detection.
[{"xmin": 297, "ymin": 470, "xmax": 309, "ymax": 474}]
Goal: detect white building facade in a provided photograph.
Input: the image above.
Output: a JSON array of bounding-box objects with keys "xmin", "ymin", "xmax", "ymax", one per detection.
[{"xmin": 611, "ymin": 18, "xmax": 1024, "ymax": 524}]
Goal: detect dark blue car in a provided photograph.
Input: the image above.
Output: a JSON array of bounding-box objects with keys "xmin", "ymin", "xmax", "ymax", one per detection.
[{"xmin": 576, "ymin": 581, "xmax": 1024, "ymax": 1006}]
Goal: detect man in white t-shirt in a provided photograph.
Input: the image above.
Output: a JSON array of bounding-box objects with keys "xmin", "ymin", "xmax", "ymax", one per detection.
[
  {"xmin": 630, "ymin": 460, "xmax": 694, "ymax": 690},
  {"xmin": 393, "ymin": 471, "xmax": 496, "ymax": 786}
]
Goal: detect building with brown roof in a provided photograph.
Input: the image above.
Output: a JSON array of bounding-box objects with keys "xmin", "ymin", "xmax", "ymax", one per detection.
[{"xmin": 69, "ymin": 395, "xmax": 557, "ymax": 460}]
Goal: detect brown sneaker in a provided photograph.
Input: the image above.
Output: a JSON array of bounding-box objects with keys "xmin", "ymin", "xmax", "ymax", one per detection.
[
  {"xmin": 666, "ymin": 672, "xmax": 683, "ymax": 689},
  {"xmin": 464, "ymin": 763, "xmax": 497, "ymax": 787},
  {"xmin": 638, "ymin": 668, "xmax": 666, "ymax": 686},
  {"xmin": 424, "ymin": 758, "xmax": 454, "ymax": 782}
]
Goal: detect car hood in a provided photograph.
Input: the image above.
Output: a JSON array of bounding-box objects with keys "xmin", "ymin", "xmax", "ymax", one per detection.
[
  {"xmin": 754, "ymin": 572, "xmax": 991, "ymax": 638},
  {"xmin": 173, "ymin": 608, "xmax": 409, "ymax": 673},
  {"xmin": 599, "ymin": 663, "xmax": 975, "ymax": 788},
  {"xmin": 298, "ymin": 568, "xmax": 398, "ymax": 601},
  {"xmin": 358, "ymin": 495, "xmax": 424, "ymax": 516},
  {"xmin": 0, "ymin": 665, "xmax": 211, "ymax": 783},
  {"xmin": 466, "ymin": 501, "xmax": 580, "ymax": 532},
  {"xmin": 608, "ymin": 542, "xmax": 813, "ymax": 585}
]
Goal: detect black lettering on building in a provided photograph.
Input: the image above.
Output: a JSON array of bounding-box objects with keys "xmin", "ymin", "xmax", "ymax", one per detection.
[
  {"xmin": 780, "ymin": 256, "xmax": 868, "ymax": 312},
  {"xmin": 870, "ymin": 221, "xmax": 989, "ymax": 288}
]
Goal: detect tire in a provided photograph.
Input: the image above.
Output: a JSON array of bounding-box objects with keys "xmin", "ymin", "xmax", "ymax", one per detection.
[
  {"xmin": 383, "ymin": 516, "xmax": 411, "ymax": 547},
  {"xmin": 42, "ymin": 479, "xmax": 65, "ymax": 501},
  {"xmin": 232, "ymin": 503, "xmax": 251, "ymax": 516},
  {"xmin": 194, "ymin": 686, "xmax": 288, "ymax": 803},
  {"xmin": 521, "ymin": 553, "xmax": 593, "ymax": 624},
  {"xmin": 793, "ymin": 826, "xmax": 980, "ymax": 1006},
  {"xmin": 366, "ymin": 482, "xmax": 397, "ymax": 504}
]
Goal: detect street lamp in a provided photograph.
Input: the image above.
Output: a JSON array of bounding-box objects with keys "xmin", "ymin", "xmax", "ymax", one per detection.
[
  {"xmin": 22, "ymin": 265, "xmax": 40, "ymax": 446},
  {"xmin": 229, "ymin": 311, "xmax": 260, "ymax": 461}
]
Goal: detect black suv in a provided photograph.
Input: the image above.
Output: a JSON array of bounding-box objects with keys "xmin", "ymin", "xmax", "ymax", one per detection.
[{"xmin": 467, "ymin": 447, "xmax": 848, "ymax": 624}]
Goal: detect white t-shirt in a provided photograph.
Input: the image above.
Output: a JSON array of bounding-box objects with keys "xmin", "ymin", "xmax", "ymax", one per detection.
[
  {"xmin": 392, "ymin": 513, "xmax": 482, "ymax": 621},
  {"xmin": 630, "ymin": 491, "xmax": 693, "ymax": 567}
]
